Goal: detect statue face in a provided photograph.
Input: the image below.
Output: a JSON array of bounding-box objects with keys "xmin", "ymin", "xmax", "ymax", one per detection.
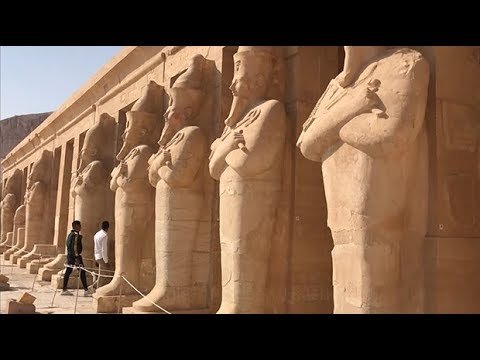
[
  {"xmin": 122, "ymin": 118, "xmax": 146, "ymax": 145},
  {"xmin": 27, "ymin": 163, "xmax": 42, "ymax": 188},
  {"xmin": 230, "ymin": 54, "xmax": 255, "ymax": 99},
  {"xmin": 159, "ymin": 88, "xmax": 192, "ymax": 146},
  {"xmin": 79, "ymin": 142, "xmax": 97, "ymax": 169},
  {"xmin": 164, "ymin": 88, "xmax": 191, "ymax": 124},
  {"xmin": 116, "ymin": 116, "xmax": 148, "ymax": 161},
  {"xmin": 225, "ymin": 52, "xmax": 265, "ymax": 126}
]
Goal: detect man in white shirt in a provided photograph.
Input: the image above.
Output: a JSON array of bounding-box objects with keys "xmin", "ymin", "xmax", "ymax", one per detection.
[{"xmin": 94, "ymin": 221, "xmax": 109, "ymax": 267}]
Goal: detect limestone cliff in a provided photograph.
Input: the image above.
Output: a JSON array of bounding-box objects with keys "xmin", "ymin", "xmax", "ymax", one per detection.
[{"xmin": 0, "ymin": 112, "xmax": 51, "ymax": 187}]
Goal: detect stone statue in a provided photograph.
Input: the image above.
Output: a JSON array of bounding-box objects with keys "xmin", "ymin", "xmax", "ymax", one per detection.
[
  {"xmin": 0, "ymin": 169, "xmax": 22, "ymax": 252},
  {"xmin": 296, "ymin": 46, "xmax": 430, "ymax": 313},
  {"xmin": 41, "ymin": 113, "xmax": 116, "ymax": 280},
  {"xmin": 94, "ymin": 81, "xmax": 162, "ymax": 312},
  {"xmin": 17, "ymin": 150, "xmax": 53, "ymax": 264},
  {"xmin": 71, "ymin": 113, "xmax": 115, "ymax": 261},
  {"xmin": 132, "ymin": 55, "xmax": 209, "ymax": 312},
  {"xmin": 3, "ymin": 204, "xmax": 26, "ymax": 261},
  {"xmin": 209, "ymin": 46, "xmax": 287, "ymax": 313}
]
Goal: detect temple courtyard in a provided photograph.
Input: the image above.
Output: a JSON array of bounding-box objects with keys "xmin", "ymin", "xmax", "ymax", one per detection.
[{"xmin": 0, "ymin": 256, "xmax": 97, "ymax": 314}]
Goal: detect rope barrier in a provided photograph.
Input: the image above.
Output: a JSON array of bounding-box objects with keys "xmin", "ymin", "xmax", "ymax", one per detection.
[
  {"xmin": 61, "ymin": 264, "xmax": 172, "ymax": 314},
  {"xmin": 64, "ymin": 264, "xmax": 116, "ymax": 278},
  {"xmin": 120, "ymin": 275, "xmax": 171, "ymax": 314},
  {"xmin": 1, "ymin": 261, "xmax": 173, "ymax": 315}
]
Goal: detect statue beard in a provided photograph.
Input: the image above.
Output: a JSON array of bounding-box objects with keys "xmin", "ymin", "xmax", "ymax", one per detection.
[
  {"xmin": 78, "ymin": 152, "xmax": 92, "ymax": 173},
  {"xmin": 158, "ymin": 121, "xmax": 179, "ymax": 147},
  {"xmin": 117, "ymin": 141, "xmax": 134, "ymax": 161},
  {"xmin": 225, "ymin": 95, "xmax": 251, "ymax": 127}
]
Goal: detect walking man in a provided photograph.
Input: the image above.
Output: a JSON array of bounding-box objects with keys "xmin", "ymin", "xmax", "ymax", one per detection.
[{"xmin": 61, "ymin": 220, "xmax": 92, "ymax": 296}]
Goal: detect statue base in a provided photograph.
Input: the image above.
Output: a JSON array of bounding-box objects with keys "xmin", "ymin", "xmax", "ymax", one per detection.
[
  {"xmin": 51, "ymin": 271, "xmax": 95, "ymax": 290},
  {"xmin": 19, "ymin": 244, "xmax": 57, "ymax": 269},
  {"xmin": 27, "ymin": 257, "xmax": 55, "ymax": 274},
  {"xmin": 11, "ymin": 254, "xmax": 22, "ymax": 265},
  {"xmin": 39, "ymin": 267, "xmax": 59, "ymax": 281},
  {"xmin": 38, "ymin": 254, "xmax": 66, "ymax": 281},
  {"xmin": 18, "ymin": 257, "xmax": 34, "ymax": 268},
  {"xmin": 93, "ymin": 293, "xmax": 141, "ymax": 313},
  {"xmin": 3, "ymin": 248, "xmax": 16, "ymax": 261}
]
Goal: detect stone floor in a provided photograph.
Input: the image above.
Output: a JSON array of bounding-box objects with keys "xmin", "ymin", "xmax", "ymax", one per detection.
[{"xmin": 0, "ymin": 256, "xmax": 98, "ymax": 315}]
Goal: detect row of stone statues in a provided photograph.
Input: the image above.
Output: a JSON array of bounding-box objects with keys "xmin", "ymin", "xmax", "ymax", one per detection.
[{"xmin": 0, "ymin": 46, "xmax": 430, "ymax": 313}]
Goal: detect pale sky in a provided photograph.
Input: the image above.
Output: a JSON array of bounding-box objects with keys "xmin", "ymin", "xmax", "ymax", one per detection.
[{"xmin": 0, "ymin": 46, "xmax": 124, "ymax": 120}]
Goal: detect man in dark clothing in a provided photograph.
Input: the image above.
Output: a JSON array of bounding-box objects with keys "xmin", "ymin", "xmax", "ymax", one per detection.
[{"xmin": 61, "ymin": 220, "xmax": 92, "ymax": 296}]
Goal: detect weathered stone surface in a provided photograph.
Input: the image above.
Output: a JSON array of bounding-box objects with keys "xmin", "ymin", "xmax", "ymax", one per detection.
[
  {"xmin": 297, "ymin": 46, "xmax": 430, "ymax": 313},
  {"xmin": 7, "ymin": 300, "xmax": 36, "ymax": 314},
  {"xmin": 1, "ymin": 46, "xmax": 479, "ymax": 314},
  {"xmin": 18, "ymin": 150, "xmax": 54, "ymax": 267},
  {"xmin": 18, "ymin": 292, "xmax": 36, "ymax": 305},
  {"xmin": 132, "ymin": 54, "xmax": 212, "ymax": 313},
  {"xmin": 209, "ymin": 46, "xmax": 287, "ymax": 313},
  {"xmin": 94, "ymin": 81, "xmax": 162, "ymax": 312}
]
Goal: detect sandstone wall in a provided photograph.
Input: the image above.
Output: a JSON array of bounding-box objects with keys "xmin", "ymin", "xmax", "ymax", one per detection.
[{"xmin": 2, "ymin": 46, "xmax": 479, "ymax": 313}]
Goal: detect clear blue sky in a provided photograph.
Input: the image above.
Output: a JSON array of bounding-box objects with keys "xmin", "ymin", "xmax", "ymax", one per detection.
[{"xmin": 0, "ymin": 46, "xmax": 124, "ymax": 120}]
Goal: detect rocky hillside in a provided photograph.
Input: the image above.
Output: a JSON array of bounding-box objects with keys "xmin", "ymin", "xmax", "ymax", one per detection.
[
  {"xmin": 0, "ymin": 112, "xmax": 51, "ymax": 160},
  {"xmin": 0, "ymin": 112, "xmax": 51, "ymax": 188}
]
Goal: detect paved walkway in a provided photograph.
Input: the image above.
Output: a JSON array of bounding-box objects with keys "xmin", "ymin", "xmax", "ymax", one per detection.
[{"xmin": 0, "ymin": 256, "xmax": 98, "ymax": 314}]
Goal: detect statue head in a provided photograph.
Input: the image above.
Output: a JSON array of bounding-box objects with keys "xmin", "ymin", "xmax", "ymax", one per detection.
[
  {"xmin": 14, "ymin": 204, "xmax": 26, "ymax": 225},
  {"xmin": 27, "ymin": 150, "xmax": 51, "ymax": 189},
  {"xmin": 226, "ymin": 46, "xmax": 279, "ymax": 126},
  {"xmin": 2, "ymin": 193, "xmax": 16, "ymax": 209},
  {"xmin": 79, "ymin": 113, "xmax": 115, "ymax": 172},
  {"xmin": 3, "ymin": 169, "xmax": 22, "ymax": 199},
  {"xmin": 160, "ymin": 54, "xmax": 208, "ymax": 146},
  {"xmin": 337, "ymin": 46, "xmax": 387, "ymax": 87},
  {"xmin": 117, "ymin": 81, "xmax": 163, "ymax": 161}
]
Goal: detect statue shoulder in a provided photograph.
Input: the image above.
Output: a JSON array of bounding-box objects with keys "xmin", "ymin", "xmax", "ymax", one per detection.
[
  {"xmin": 182, "ymin": 126, "xmax": 206, "ymax": 141},
  {"xmin": 384, "ymin": 48, "xmax": 430, "ymax": 80},
  {"xmin": 256, "ymin": 99, "xmax": 287, "ymax": 128},
  {"xmin": 89, "ymin": 160, "xmax": 104, "ymax": 168},
  {"xmin": 260, "ymin": 99, "xmax": 286, "ymax": 113},
  {"xmin": 178, "ymin": 126, "xmax": 207, "ymax": 155},
  {"xmin": 132, "ymin": 145, "xmax": 155, "ymax": 158}
]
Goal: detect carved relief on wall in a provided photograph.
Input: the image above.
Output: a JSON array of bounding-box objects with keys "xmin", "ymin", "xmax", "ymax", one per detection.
[
  {"xmin": 439, "ymin": 101, "xmax": 480, "ymax": 235},
  {"xmin": 442, "ymin": 102, "xmax": 478, "ymax": 153}
]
